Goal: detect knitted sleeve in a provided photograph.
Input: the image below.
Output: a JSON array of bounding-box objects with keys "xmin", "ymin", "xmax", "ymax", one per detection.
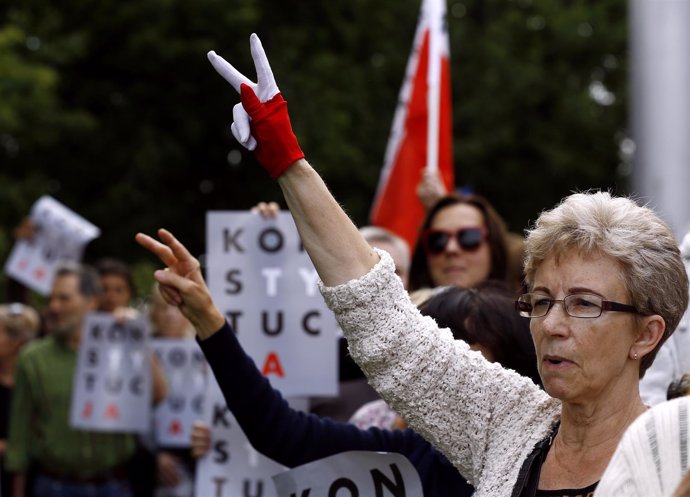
[
  {"xmin": 594, "ymin": 396, "xmax": 690, "ymax": 497},
  {"xmin": 320, "ymin": 249, "xmax": 558, "ymax": 491}
]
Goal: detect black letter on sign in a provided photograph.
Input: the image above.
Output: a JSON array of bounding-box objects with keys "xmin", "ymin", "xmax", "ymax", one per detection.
[
  {"xmin": 213, "ymin": 404, "xmax": 230, "ymax": 428},
  {"xmin": 129, "ymin": 326, "xmax": 144, "ymax": 342},
  {"xmin": 258, "ymin": 228, "xmax": 284, "ymax": 253},
  {"xmin": 290, "ymin": 490, "xmax": 311, "ymax": 497},
  {"xmin": 191, "ymin": 394, "xmax": 204, "ymax": 414},
  {"xmin": 130, "ymin": 376, "xmax": 143, "ymax": 395},
  {"xmin": 302, "ymin": 311, "xmax": 320, "ymax": 335},
  {"xmin": 226, "ymin": 311, "xmax": 243, "ymax": 332},
  {"xmin": 213, "ymin": 477, "xmax": 227, "ymax": 497},
  {"xmin": 87, "ymin": 348, "xmax": 99, "ymax": 367},
  {"xmin": 262, "ymin": 311, "xmax": 283, "ymax": 336},
  {"xmin": 85, "ymin": 374, "xmax": 96, "ymax": 392},
  {"xmin": 168, "ymin": 347, "xmax": 187, "ymax": 368},
  {"xmin": 243, "ymin": 479, "xmax": 263, "ymax": 497},
  {"xmin": 328, "ymin": 479, "xmax": 358, "ymax": 497},
  {"xmin": 371, "ymin": 464, "xmax": 406, "ymax": 497},
  {"xmin": 223, "ymin": 228, "xmax": 244, "ymax": 253},
  {"xmin": 108, "ymin": 324, "xmax": 126, "ymax": 342},
  {"xmin": 168, "ymin": 395, "xmax": 185, "ymax": 413},
  {"xmin": 225, "ymin": 269, "xmax": 243, "ymax": 295},
  {"xmin": 91, "ymin": 325, "xmax": 103, "ymax": 340},
  {"xmin": 213, "ymin": 440, "xmax": 229, "ymax": 463}
]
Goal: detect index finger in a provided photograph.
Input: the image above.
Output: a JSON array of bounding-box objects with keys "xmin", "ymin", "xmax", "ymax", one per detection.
[
  {"xmin": 249, "ymin": 33, "xmax": 277, "ymax": 93},
  {"xmin": 207, "ymin": 50, "xmax": 253, "ymax": 94},
  {"xmin": 135, "ymin": 232, "xmax": 178, "ymax": 267},
  {"xmin": 156, "ymin": 229, "xmax": 197, "ymax": 266}
]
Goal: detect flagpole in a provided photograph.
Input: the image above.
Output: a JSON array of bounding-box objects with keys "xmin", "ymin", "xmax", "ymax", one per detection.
[
  {"xmin": 426, "ymin": 0, "xmax": 441, "ymax": 174},
  {"xmin": 369, "ymin": 0, "xmax": 454, "ymax": 249}
]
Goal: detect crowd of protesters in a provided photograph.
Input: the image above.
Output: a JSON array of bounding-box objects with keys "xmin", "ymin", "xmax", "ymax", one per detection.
[{"xmin": 1, "ymin": 33, "xmax": 689, "ymax": 497}]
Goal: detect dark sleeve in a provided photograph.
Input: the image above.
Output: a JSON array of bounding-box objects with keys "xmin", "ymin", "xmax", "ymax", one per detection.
[{"xmin": 198, "ymin": 322, "xmax": 426, "ymax": 468}]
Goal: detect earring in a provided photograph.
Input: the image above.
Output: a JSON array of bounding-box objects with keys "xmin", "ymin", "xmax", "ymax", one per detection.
[{"xmin": 633, "ymin": 352, "xmax": 638, "ymax": 361}]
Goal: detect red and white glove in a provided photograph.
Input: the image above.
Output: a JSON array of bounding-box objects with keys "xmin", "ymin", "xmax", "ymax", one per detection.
[{"xmin": 207, "ymin": 34, "xmax": 304, "ymax": 179}]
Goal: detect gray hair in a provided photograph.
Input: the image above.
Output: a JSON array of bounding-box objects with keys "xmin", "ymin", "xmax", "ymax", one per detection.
[
  {"xmin": 524, "ymin": 191, "xmax": 689, "ymax": 377},
  {"xmin": 54, "ymin": 261, "xmax": 103, "ymax": 298},
  {"xmin": 0, "ymin": 303, "xmax": 40, "ymax": 341},
  {"xmin": 359, "ymin": 226, "xmax": 410, "ymax": 272}
]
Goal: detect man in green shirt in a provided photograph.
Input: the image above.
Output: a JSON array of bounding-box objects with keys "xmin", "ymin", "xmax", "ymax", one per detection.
[{"xmin": 6, "ymin": 262, "xmax": 136, "ymax": 497}]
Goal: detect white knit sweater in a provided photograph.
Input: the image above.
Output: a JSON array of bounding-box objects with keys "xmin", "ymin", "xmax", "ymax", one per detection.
[
  {"xmin": 320, "ymin": 250, "xmax": 562, "ymax": 496},
  {"xmin": 594, "ymin": 396, "xmax": 690, "ymax": 497}
]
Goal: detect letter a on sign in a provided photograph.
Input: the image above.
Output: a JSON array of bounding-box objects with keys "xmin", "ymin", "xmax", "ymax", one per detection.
[
  {"xmin": 168, "ymin": 420, "xmax": 183, "ymax": 435},
  {"xmin": 261, "ymin": 352, "xmax": 285, "ymax": 378},
  {"xmin": 104, "ymin": 403, "xmax": 120, "ymax": 420},
  {"xmin": 82, "ymin": 401, "xmax": 93, "ymax": 419}
]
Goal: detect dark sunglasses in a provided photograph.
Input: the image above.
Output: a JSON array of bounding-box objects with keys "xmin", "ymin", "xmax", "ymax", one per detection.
[{"xmin": 423, "ymin": 227, "xmax": 487, "ymax": 255}]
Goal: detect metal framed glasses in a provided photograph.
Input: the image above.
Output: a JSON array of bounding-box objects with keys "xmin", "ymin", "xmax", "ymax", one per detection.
[{"xmin": 515, "ymin": 293, "xmax": 640, "ymax": 319}]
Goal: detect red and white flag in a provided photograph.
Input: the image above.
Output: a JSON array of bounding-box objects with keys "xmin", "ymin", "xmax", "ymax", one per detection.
[{"xmin": 369, "ymin": 0, "xmax": 454, "ymax": 250}]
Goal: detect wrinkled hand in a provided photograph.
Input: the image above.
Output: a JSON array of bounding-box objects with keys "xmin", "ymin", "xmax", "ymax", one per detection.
[
  {"xmin": 207, "ymin": 33, "xmax": 304, "ymax": 179},
  {"xmin": 135, "ymin": 229, "xmax": 225, "ymax": 339},
  {"xmin": 190, "ymin": 420, "xmax": 211, "ymax": 459}
]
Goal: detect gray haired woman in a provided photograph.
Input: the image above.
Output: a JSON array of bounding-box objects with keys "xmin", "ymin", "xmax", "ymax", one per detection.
[{"xmin": 142, "ymin": 34, "xmax": 689, "ymax": 497}]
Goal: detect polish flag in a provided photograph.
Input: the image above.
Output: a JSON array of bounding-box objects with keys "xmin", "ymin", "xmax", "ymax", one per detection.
[{"xmin": 369, "ymin": 0, "xmax": 454, "ymax": 250}]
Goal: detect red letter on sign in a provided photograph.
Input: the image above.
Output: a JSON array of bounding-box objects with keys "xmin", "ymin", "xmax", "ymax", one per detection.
[
  {"xmin": 82, "ymin": 401, "xmax": 93, "ymax": 419},
  {"xmin": 261, "ymin": 352, "xmax": 285, "ymax": 378},
  {"xmin": 168, "ymin": 420, "xmax": 182, "ymax": 434},
  {"xmin": 104, "ymin": 403, "xmax": 120, "ymax": 420}
]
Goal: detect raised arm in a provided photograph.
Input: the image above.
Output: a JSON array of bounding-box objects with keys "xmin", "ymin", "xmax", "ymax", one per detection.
[
  {"xmin": 207, "ymin": 34, "xmax": 378, "ymax": 286},
  {"xmin": 134, "ymin": 230, "xmax": 439, "ymax": 470}
]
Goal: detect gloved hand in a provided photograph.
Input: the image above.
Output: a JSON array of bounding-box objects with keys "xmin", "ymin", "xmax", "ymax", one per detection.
[{"xmin": 207, "ymin": 33, "xmax": 304, "ymax": 179}]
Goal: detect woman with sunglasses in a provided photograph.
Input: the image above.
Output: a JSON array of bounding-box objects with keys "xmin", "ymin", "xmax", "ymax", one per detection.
[
  {"xmin": 409, "ymin": 194, "xmax": 510, "ymax": 292},
  {"xmin": 150, "ymin": 35, "xmax": 687, "ymax": 496}
]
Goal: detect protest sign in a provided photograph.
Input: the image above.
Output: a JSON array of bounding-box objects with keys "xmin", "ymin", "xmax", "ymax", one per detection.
[
  {"xmin": 194, "ymin": 377, "xmax": 286, "ymax": 497},
  {"xmin": 70, "ymin": 313, "xmax": 151, "ymax": 433},
  {"xmin": 152, "ymin": 338, "xmax": 207, "ymax": 447},
  {"xmin": 272, "ymin": 451, "xmax": 423, "ymax": 497},
  {"xmin": 206, "ymin": 212, "xmax": 338, "ymax": 397},
  {"xmin": 4, "ymin": 196, "xmax": 100, "ymax": 295}
]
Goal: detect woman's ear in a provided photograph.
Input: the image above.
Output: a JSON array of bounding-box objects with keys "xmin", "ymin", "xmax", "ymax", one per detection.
[{"xmin": 631, "ymin": 314, "xmax": 666, "ymax": 360}]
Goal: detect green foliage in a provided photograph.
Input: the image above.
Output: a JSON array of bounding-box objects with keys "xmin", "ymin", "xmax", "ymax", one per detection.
[{"xmin": 0, "ymin": 0, "xmax": 628, "ymax": 299}]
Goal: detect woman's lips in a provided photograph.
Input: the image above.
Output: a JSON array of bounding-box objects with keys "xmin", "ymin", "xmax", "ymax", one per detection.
[{"xmin": 542, "ymin": 355, "xmax": 575, "ymax": 369}]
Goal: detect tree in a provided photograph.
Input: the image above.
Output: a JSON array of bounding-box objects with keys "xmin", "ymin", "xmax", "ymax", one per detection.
[{"xmin": 0, "ymin": 0, "xmax": 629, "ymax": 299}]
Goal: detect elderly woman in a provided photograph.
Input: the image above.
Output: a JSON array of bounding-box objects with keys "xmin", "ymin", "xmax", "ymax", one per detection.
[{"xmin": 141, "ymin": 35, "xmax": 688, "ymax": 496}]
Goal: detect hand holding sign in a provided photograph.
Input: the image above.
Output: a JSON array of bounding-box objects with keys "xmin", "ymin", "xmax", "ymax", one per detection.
[
  {"xmin": 207, "ymin": 34, "xmax": 304, "ymax": 179},
  {"xmin": 135, "ymin": 229, "xmax": 225, "ymax": 339}
]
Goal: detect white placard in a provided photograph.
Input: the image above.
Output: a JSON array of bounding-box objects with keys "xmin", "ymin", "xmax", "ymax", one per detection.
[
  {"xmin": 70, "ymin": 313, "xmax": 151, "ymax": 433},
  {"xmin": 152, "ymin": 339, "xmax": 207, "ymax": 447},
  {"xmin": 194, "ymin": 377, "xmax": 286, "ymax": 497},
  {"xmin": 206, "ymin": 211, "xmax": 338, "ymax": 397},
  {"xmin": 4, "ymin": 196, "xmax": 100, "ymax": 295},
  {"xmin": 272, "ymin": 451, "xmax": 424, "ymax": 497}
]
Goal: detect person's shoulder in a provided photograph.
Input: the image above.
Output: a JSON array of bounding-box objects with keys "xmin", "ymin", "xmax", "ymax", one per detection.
[{"xmin": 19, "ymin": 336, "xmax": 57, "ymax": 359}]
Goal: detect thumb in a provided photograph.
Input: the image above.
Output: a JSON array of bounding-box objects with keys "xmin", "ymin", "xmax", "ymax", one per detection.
[{"xmin": 240, "ymin": 83, "xmax": 263, "ymax": 117}]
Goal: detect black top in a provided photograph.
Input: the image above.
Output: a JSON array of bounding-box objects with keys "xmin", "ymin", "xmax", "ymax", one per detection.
[{"xmin": 199, "ymin": 322, "xmax": 474, "ymax": 497}]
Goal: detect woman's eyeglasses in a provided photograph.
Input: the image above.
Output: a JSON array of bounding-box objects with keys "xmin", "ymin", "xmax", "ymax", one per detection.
[
  {"xmin": 515, "ymin": 293, "xmax": 640, "ymax": 319},
  {"xmin": 423, "ymin": 227, "xmax": 486, "ymax": 255}
]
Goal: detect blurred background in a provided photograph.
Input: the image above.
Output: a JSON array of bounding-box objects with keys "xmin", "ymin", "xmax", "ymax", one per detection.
[{"xmin": 1, "ymin": 0, "xmax": 684, "ymax": 298}]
